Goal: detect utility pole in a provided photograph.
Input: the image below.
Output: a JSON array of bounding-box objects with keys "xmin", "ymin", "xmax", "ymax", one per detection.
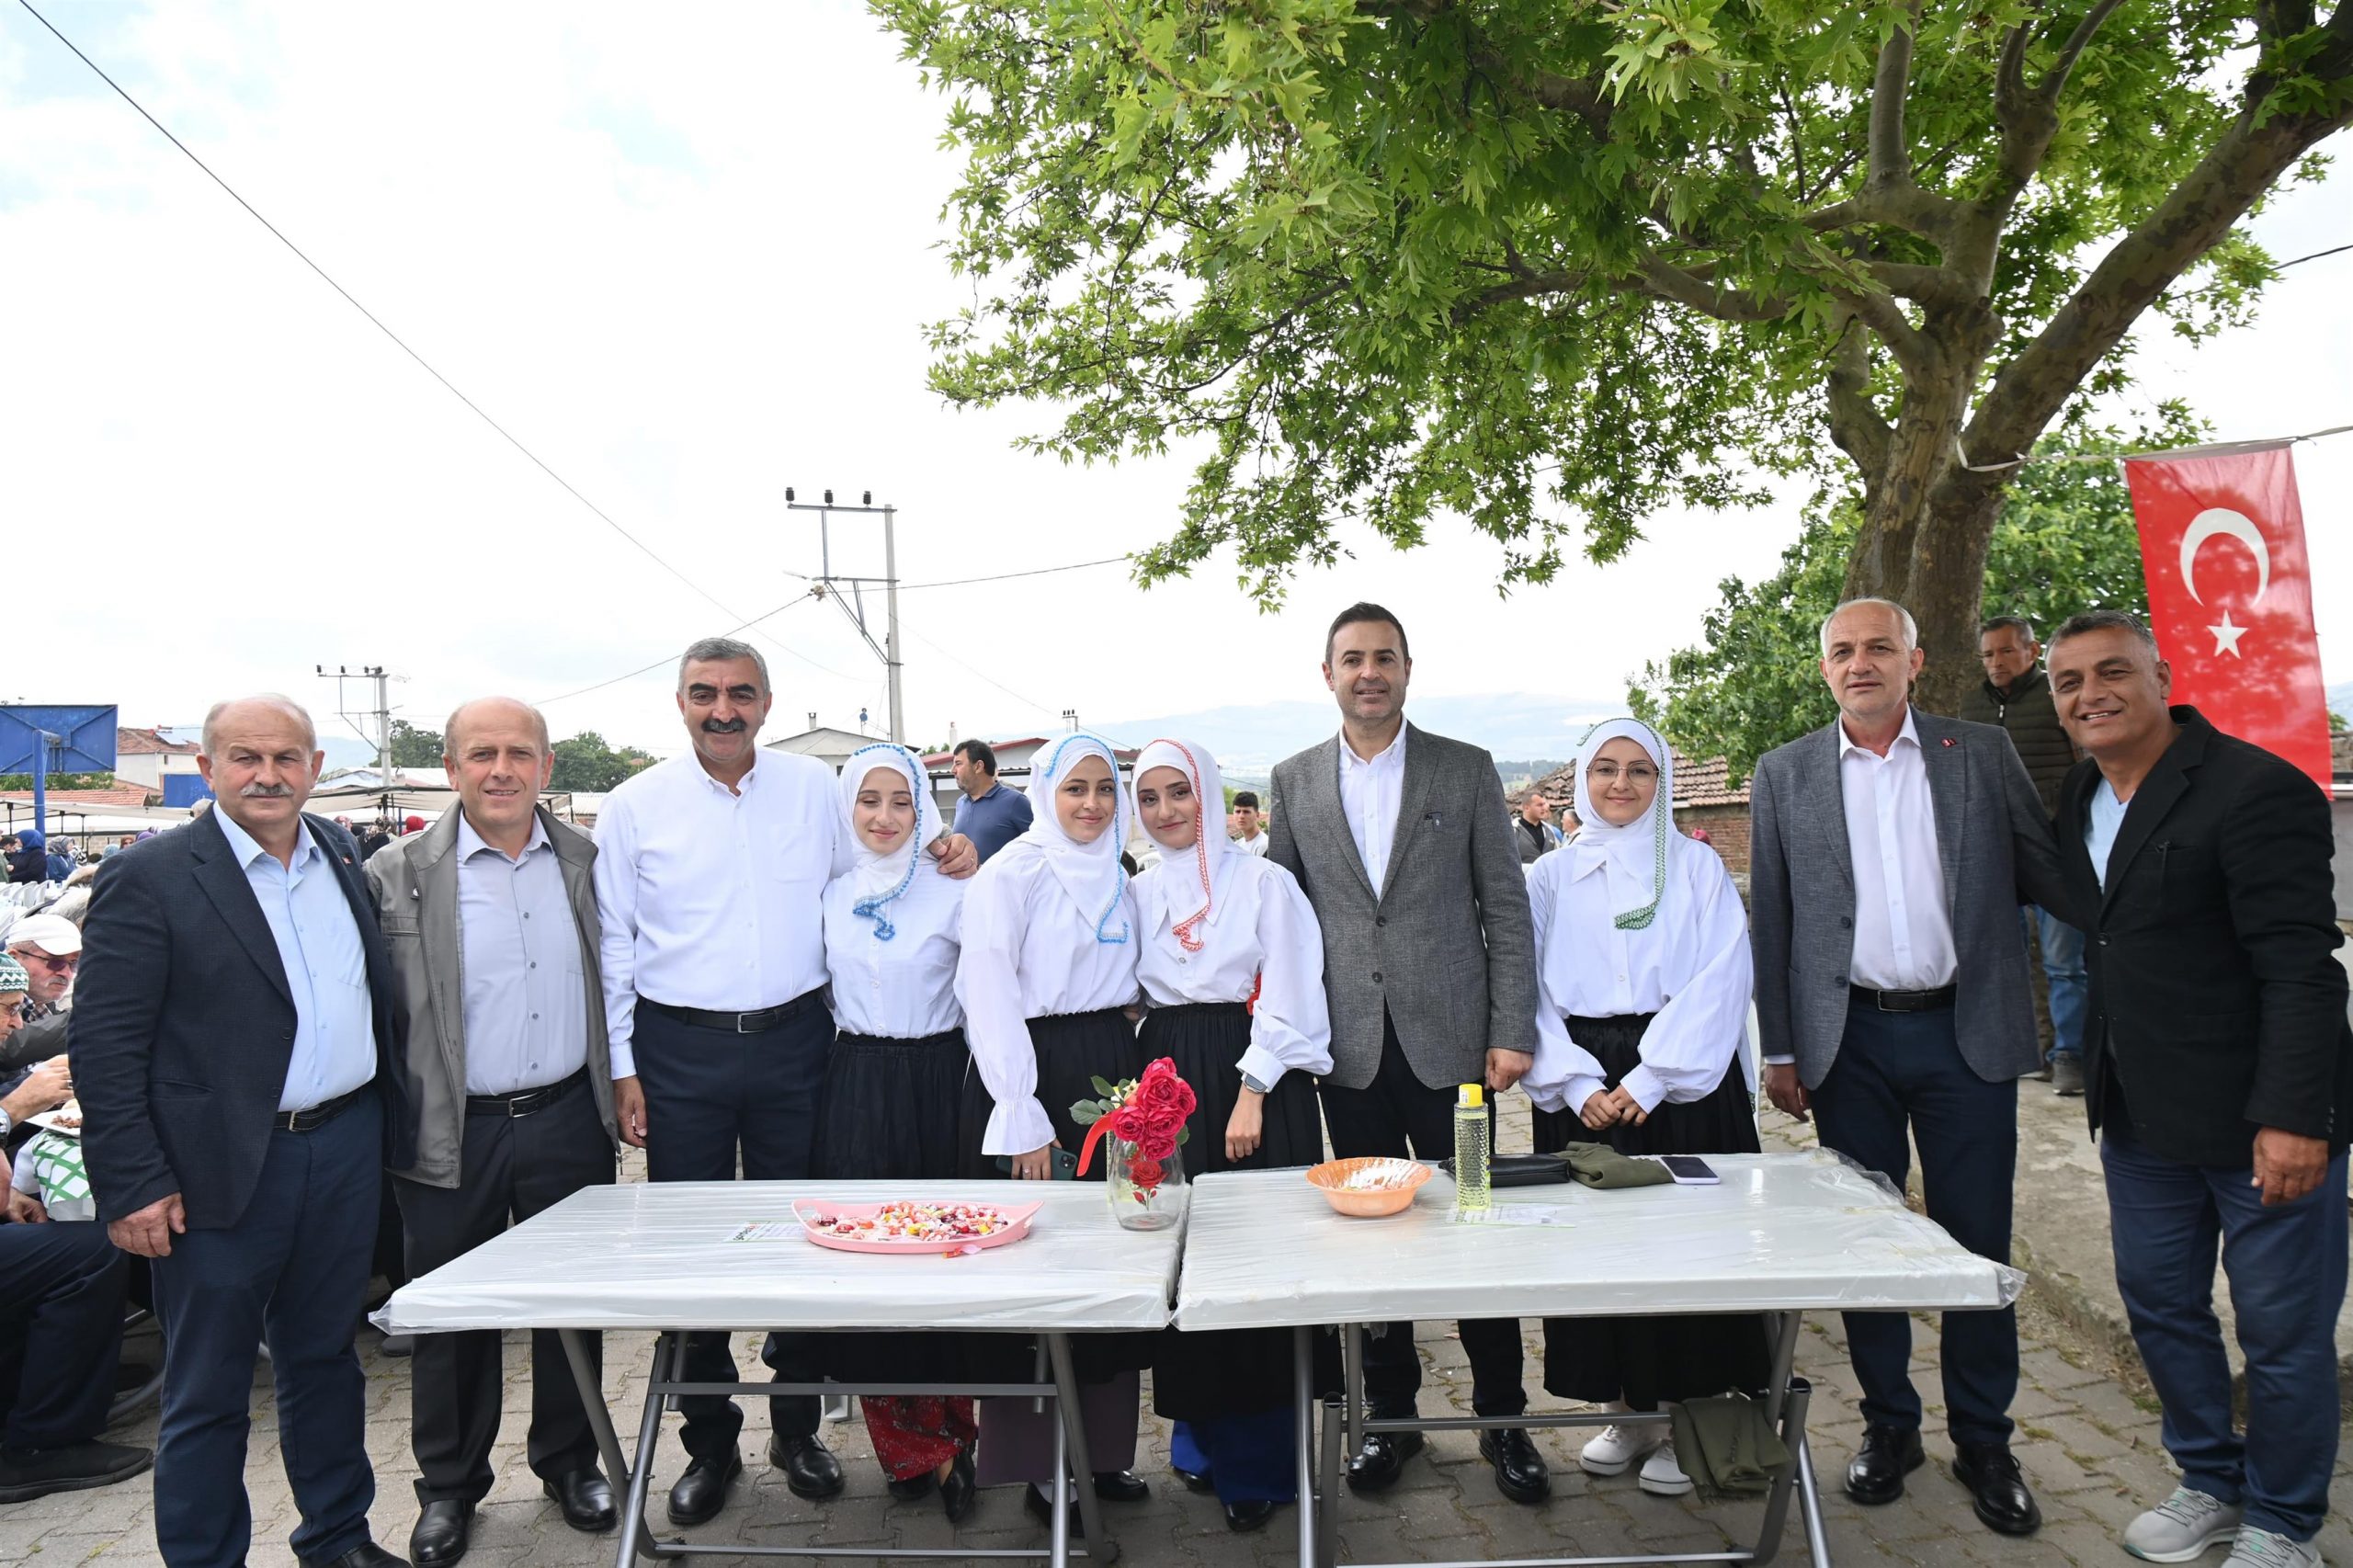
[
  {"xmin": 314, "ymin": 664, "xmax": 392, "ymax": 785},
  {"xmin": 786, "ymin": 488, "xmax": 904, "ymax": 744}
]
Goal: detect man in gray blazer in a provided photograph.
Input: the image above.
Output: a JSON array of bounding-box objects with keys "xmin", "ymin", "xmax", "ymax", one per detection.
[
  {"xmin": 1267, "ymin": 602, "xmax": 1547, "ymax": 1505},
  {"xmin": 1750, "ymin": 598, "xmax": 2067, "ymax": 1538},
  {"xmin": 367, "ymin": 699, "xmax": 630, "ymax": 1565}
]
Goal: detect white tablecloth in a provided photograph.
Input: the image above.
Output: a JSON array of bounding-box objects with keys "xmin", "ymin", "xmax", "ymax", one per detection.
[
  {"xmin": 1174, "ymin": 1151, "xmax": 2021, "ymax": 1331},
  {"xmin": 379, "ymin": 1180, "xmax": 1183, "ymax": 1335}
]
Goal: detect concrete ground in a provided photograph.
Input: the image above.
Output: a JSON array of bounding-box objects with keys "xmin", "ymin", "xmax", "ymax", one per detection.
[{"xmin": 6, "ymin": 1096, "xmax": 2348, "ymax": 1568}]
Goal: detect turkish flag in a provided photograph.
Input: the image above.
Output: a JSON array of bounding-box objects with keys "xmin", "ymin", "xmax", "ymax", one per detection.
[{"xmin": 2124, "ymin": 444, "xmax": 2331, "ymax": 792}]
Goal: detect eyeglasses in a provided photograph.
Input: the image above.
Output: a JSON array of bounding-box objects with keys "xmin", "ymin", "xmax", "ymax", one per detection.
[
  {"xmin": 19, "ymin": 951, "xmax": 77, "ymax": 973},
  {"xmin": 1586, "ymin": 765, "xmax": 1658, "ymax": 785}
]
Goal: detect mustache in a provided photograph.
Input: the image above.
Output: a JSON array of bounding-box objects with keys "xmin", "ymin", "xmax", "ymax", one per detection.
[
  {"xmin": 237, "ymin": 782, "xmax": 296, "ymax": 799},
  {"xmin": 699, "ymin": 718, "xmax": 747, "ymax": 734}
]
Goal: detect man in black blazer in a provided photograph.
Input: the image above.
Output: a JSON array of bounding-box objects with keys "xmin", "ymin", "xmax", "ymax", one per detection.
[
  {"xmin": 2046, "ymin": 612, "xmax": 2349, "ymax": 1568},
  {"xmin": 74, "ymin": 696, "xmax": 413, "ymax": 1568}
]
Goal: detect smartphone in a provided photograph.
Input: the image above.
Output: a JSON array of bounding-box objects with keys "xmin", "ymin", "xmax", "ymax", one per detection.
[
  {"xmin": 995, "ymin": 1148, "xmax": 1081, "ymax": 1180},
  {"xmin": 1654, "ymin": 1155, "xmax": 1721, "ymax": 1186}
]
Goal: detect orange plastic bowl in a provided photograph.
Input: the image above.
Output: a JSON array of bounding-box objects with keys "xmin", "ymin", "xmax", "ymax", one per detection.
[{"xmin": 1306, "ymin": 1157, "xmax": 1433, "ymax": 1218}]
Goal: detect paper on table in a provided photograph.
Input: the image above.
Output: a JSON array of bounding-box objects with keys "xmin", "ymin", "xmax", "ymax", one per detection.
[
  {"xmin": 727, "ymin": 1222, "xmax": 800, "ymax": 1242},
  {"xmin": 1451, "ymin": 1203, "xmax": 1576, "ymax": 1228}
]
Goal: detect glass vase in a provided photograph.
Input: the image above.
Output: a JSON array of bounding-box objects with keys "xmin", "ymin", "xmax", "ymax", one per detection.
[{"xmin": 1105, "ymin": 1137, "xmax": 1188, "ymax": 1231}]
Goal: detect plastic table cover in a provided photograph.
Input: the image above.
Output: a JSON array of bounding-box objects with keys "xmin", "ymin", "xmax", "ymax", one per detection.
[
  {"xmin": 379, "ymin": 1180, "xmax": 1183, "ymax": 1335},
  {"xmin": 1174, "ymin": 1150, "xmax": 2023, "ymax": 1331}
]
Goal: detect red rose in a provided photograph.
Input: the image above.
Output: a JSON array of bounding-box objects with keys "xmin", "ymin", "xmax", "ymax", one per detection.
[
  {"xmin": 1133, "ymin": 1060, "xmax": 1197, "ymax": 1123},
  {"xmin": 1127, "ymin": 1155, "xmax": 1165, "ymax": 1190}
]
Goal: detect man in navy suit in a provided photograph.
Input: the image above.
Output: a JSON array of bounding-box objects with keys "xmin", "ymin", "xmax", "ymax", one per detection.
[{"xmin": 73, "ymin": 695, "xmax": 413, "ymax": 1568}]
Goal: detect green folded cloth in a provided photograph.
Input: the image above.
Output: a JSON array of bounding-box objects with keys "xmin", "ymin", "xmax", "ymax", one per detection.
[
  {"xmin": 1670, "ymin": 1393, "xmax": 1791, "ymax": 1497},
  {"xmin": 1555, "ymin": 1142, "xmax": 1674, "ymax": 1189}
]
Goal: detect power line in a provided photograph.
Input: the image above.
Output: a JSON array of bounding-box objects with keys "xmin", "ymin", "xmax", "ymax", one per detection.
[
  {"xmin": 896, "ymin": 556, "xmax": 1131, "ymax": 591},
  {"xmin": 13, "ymin": 0, "xmax": 854, "ymax": 681},
  {"xmin": 537, "ymin": 594, "xmax": 816, "ymax": 707},
  {"xmin": 901, "ymin": 625, "xmax": 1062, "ymax": 722}
]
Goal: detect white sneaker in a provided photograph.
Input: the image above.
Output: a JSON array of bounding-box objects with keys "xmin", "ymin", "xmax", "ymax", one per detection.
[
  {"xmin": 2222, "ymin": 1528, "xmax": 2321, "ymax": 1568},
  {"xmin": 2125, "ymin": 1488, "xmax": 2244, "ymax": 1562},
  {"xmin": 1638, "ymin": 1442, "xmax": 1695, "ymax": 1497},
  {"xmin": 1580, "ymin": 1423, "xmax": 1664, "ymax": 1477}
]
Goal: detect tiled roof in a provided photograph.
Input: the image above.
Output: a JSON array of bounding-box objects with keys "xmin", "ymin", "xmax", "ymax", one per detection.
[
  {"xmin": 0, "ymin": 785, "xmax": 161, "ymax": 809},
  {"xmin": 117, "ymin": 727, "xmax": 199, "ymax": 756},
  {"xmin": 1522, "ymin": 748, "xmax": 1750, "ymax": 813}
]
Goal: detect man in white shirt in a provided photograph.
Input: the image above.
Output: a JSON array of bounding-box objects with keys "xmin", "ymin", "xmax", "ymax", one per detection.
[
  {"xmin": 593, "ymin": 639, "xmax": 975, "ymax": 1528},
  {"xmin": 1229, "ymin": 790, "xmax": 1269, "ymax": 856},
  {"xmin": 1749, "ymin": 599, "xmax": 2066, "ymax": 1539}
]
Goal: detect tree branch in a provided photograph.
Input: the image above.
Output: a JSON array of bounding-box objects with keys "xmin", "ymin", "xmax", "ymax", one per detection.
[
  {"xmin": 2043, "ymin": 0, "xmax": 2129, "ymax": 102},
  {"xmin": 1359, "ymin": 0, "xmax": 1613, "ymax": 134},
  {"xmin": 1831, "ymin": 284, "xmax": 1936, "ymax": 378},
  {"xmin": 1632, "ymin": 255, "xmax": 1791, "ymax": 323},
  {"xmin": 1862, "ymin": 259, "xmax": 1975, "ymax": 308},
  {"xmin": 1824, "ymin": 318, "xmax": 1893, "ymax": 481},
  {"xmin": 1866, "ymin": 6, "xmax": 1922, "ymax": 193}
]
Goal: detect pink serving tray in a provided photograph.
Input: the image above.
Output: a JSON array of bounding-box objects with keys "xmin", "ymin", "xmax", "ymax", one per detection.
[{"xmin": 791, "ymin": 1199, "xmax": 1042, "ymax": 1256}]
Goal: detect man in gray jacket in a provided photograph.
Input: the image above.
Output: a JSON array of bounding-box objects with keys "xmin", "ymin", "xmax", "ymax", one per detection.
[
  {"xmin": 366, "ymin": 698, "xmax": 631, "ymax": 1565},
  {"xmin": 1751, "ymin": 599, "xmax": 2067, "ymax": 1538},
  {"xmin": 1267, "ymin": 602, "xmax": 1546, "ymax": 1505}
]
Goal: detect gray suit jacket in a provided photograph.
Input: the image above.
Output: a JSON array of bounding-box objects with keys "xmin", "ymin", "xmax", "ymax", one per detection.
[
  {"xmin": 1749, "ymin": 707, "xmax": 2068, "ymax": 1088},
  {"xmin": 365, "ymin": 805, "xmax": 617, "ymax": 1189},
  {"xmin": 1267, "ymin": 723, "xmax": 1537, "ymax": 1091}
]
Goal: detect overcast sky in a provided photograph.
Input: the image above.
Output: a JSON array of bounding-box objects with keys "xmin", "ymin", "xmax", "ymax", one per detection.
[{"xmin": 4, "ymin": 2, "xmax": 2347, "ymax": 763}]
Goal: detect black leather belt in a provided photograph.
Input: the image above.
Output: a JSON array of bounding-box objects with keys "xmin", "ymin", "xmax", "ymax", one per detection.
[
  {"xmin": 466, "ymin": 1068, "xmax": 587, "ymax": 1119},
  {"xmin": 1851, "ymin": 983, "xmax": 1957, "ymax": 1012},
  {"xmin": 278, "ymin": 1084, "xmax": 369, "ymax": 1132},
  {"xmin": 642, "ymin": 990, "xmax": 824, "ymax": 1035}
]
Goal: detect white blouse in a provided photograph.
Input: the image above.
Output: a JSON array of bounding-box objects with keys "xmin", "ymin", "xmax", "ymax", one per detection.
[
  {"xmin": 953, "ymin": 846, "xmax": 1142, "ymax": 1157},
  {"xmin": 1131, "ymin": 856, "xmax": 1335, "ymax": 1092},
  {"xmin": 822, "ymin": 859, "xmax": 965, "ymax": 1041},
  {"xmin": 1521, "ymin": 832, "xmax": 1755, "ymax": 1117}
]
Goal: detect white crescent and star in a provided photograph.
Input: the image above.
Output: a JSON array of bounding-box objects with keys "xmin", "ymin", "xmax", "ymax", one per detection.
[{"xmin": 2178, "ymin": 506, "xmax": 2270, "ymax": 660}]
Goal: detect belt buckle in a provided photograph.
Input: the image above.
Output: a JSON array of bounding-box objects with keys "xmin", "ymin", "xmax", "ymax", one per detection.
[
  {"xmin": 1874, "ymin": 989, "xmax": 1899, "ymax": 1012},
  {"xmin": 279, "ymin": 1107, "xmax": 301, "ymax": 1131},
  {"xmin": 736, "ymin": 1008, "xmax": 772, "ymax": 1035}
]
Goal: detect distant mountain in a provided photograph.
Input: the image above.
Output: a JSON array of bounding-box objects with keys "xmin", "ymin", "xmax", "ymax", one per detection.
[{"xmin": 1094, "ymin": 692, "xmax": 1625, "ymax": 776}]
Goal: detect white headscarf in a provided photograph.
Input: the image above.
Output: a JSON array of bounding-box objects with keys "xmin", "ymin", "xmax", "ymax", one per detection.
[
  {"xmin": 836, "ymin": 743, "xmax": 938, "ymax": 941},
  {"xmin": 1017, "ymin": 731, "xmax": 1133, "ymax": 945},
  {"xmin": 1568, "ymin": 717, "xmax": 1674, "ymax": 930},
  {"xmin": 1133, "ymin": 737, "xmax": 1237, "ymax": 952}
]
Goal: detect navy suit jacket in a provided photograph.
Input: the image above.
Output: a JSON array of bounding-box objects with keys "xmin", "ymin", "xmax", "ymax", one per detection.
[{"xmin": 71, "ymin": 809, "xmax": 414, "ymax": 1229}]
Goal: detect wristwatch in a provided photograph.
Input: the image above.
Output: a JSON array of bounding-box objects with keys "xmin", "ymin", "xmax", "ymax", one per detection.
[{"xmin": 1239, "ymin": 1072, "xmax": 1272, "ymax": 1096}]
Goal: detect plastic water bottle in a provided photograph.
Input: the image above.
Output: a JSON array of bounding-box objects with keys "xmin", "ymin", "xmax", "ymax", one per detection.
[{"xmin": 1453, "ymin": 1083, "xmax": 1492, "ymax": 1214}]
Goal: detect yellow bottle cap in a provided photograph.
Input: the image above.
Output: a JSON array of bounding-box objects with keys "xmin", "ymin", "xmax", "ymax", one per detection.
[{"xmin": 1461, "ymin": 1084, "xmax": 1483, "ymax": 1108}]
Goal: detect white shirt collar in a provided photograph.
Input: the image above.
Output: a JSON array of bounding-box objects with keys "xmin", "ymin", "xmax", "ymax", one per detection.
[
  {"xmin": 214, "ymin": 804, "xmax": 320, "ymax": 871},
  {"xmin": 1836, "ymin": 707, "xmax": 1921, "ymax": 760},
  {"xmin": 694, "ymin": 750, "xmax": 761, "ymax": 795},
  {"xmin": 455, "ymin": 809, "xmax": 550, "ymax": 864},
  {"xmin": 1338, "ymin": 723, "xmax": 1407, "ymax": 772}
]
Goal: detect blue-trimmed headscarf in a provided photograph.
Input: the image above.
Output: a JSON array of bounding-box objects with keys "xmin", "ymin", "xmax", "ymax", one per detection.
[
  {"xmin": 1018, "ymin": 732, "xmax": 1132, "ymax": 945},
  {"xmin": 837, "ymin": 743, "xmax": 938, "ymax": 941}
]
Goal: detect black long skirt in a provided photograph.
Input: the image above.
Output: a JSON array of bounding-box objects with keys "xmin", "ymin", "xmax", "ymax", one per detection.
[
  {"xmin": 1142, "ymin": 1001, "xmax": 1324, "ymax": 1423},
  {"xmin": 957, "ymin": 1008, "xmax": 1154, "ymax": 1382},
  {"xmin": 1532, "ymin": 1012, "xmax": 1771, "ymax": 1409},
  {"xmin": 817, "ymin": 1028, "xmax": 977, "ymax": 1386}
]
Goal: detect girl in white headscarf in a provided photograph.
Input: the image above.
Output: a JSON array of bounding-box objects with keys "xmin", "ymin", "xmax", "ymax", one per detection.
[
  {"xmin": 1520, "ymin": 717, "xmax": 1766, "ymax": 1499},
  {"xmin": 817, "ymin": 744, "xmax": 977, "ymax": 1519},
  {"xmin": 1130, "ymin": 738, "xmax": 1331, "ymax": 1534},
  {"xmin": 953, "ymin": 732, "xmax": 1150, "ymax": 1517}
]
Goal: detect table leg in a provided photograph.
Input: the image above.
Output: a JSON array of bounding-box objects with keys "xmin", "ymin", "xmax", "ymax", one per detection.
[
  {"xmin": 1792, "ymin": 1403, "xmax": 1834, "ymax": 1568},
  {"xmin": 1752, "ymin": 1374, "xmax": 1813, "ymax": 1566},
  {"xmin": 1048, "ymin": 1374, "xmax": 1072, "ymax": 1568},
  {"xmin": 1044, "ymin": 1333, "xmax": 1115, "ymax": 1562},
  {"xmin": 1293, "ymin": 1326, "xmax": 1316, "ymax": 1568},
  {"xmin": 611, "ymin": 1332, "xmax": 680, "ymax": 1568},
  {"xmin": 1760, "ymin": 1311, "xmax": 1802, "ymax": 1427},
  {"xmin": 561, "ymin": 1329, "xmax": 667, "ymax": 1564},
  {"xmin": 1339, "ymin": 1321, "xmax": 1364, "ymax": 1458}
]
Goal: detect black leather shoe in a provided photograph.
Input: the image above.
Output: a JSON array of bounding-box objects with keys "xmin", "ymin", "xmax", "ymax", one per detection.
[
  {"xmin": 407, "ymin": 1501, "xmax": 472, "ymax": 1566},
  {"xmin": 1092, "ymin": 1468, "xmax": 1149, "ymax": 1502},
  {"xmin": 542, "ymin": 1468, "xmax": 617, "ymax": 1532},
  {"xmin": 0, "ymin": 1439, "xmax": 152, "ymax": 1503},
  {"xmin": 767, "ymin": 1431, "xmax": 845, "ymax": 1500},
  {"xmin": 940, "ymin": 1449, "xmax": 977, "ymax": 1523},
  {"xmin": 1845, "ymin": 1425, "xmax": 1926, "ymax": 1506},
  {"xmin": 1478, "ymin": 1426, "xmax": 1552, "ymax": 1504},
  {"xmin": 1024, "ymin": 1483, "xmax": 1086, "ymax": 1535},
  {"xmin": 310, "ymin": 1545, "xmax": 410, "ymax": 1568},
  {"xmin": 1226, "ymin": 1498, "xmax": 1279, "ymax": 1532},
  {"xmin": 1172, "ymin": 1463, "xmax": 1214, "ymax": 1494},
  {"xmin": 1344, "ymin": 1429, "xmax": 1426, "ymax": 1494},
  {"xmin": 1953, "ymin": 1443, "xmax": 2041, "ymax": 1536},
  {"xmin": 887, "ymin": 1471, "xmax": 938, "ymax": 1502},
  {"xmin": 667, "ymin": 1451, "xmax": 742, "ymax": 1527}
]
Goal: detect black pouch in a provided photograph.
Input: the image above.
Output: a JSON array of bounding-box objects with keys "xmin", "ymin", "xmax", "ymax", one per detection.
[{"xmin": 1440, "ymin": 1153, "xmax": 1574, "ymax": 1187}]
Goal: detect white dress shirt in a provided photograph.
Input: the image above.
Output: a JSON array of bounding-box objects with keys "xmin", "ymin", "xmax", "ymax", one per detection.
[
  {"xmin": 592, "ymin": 750, "xmax": 847, "ymax": 1079},
  {"xmin": 2086, "ymin": 777, "xmax": 2130, "ymax": 891},
  {"xmin": 453, "ymin": 813, "xmax": 588, "ymax": 1095},
  {"xmin": 1522, "ymin": 832, "xmax": 1755, "ymax": 1115},
  {"xmin": 1133, "ymin": 856, "xmax": 1334, "ymax": 1091},
  {"xmin": 1337, "ymin": 724, "xmax": 1408, "ymax": 892},
  {"xmin": 824, "ymin": 859, "xmax": 965, "ymax": 1040},
  {"xmin": 1837, "ymin": 710, "xmax": 1956, "ymax": 992},
  {"xmin": 1232, "ymin": 831, "xmax": 1270, "ymax": 858},
  {"xmin": 953, "ymin": 846, "xmax": 1142, "ymax": 1157},
  {"xmin": 215, "ymin": 809, "xmax": 377, "ymax": 1111}
]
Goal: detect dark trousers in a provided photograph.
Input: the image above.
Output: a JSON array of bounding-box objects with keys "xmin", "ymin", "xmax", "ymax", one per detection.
[
  {"xmin": 0, "ymin": 1217, "xmax": 130, "ymax": 1449},
  {"xmin": 2103, "ymin": 1126, "xmax": 2347, "ymax": 1541},
  {"xmin": 1809, "ymin": 997, "xmax": 2017, "ymax": 1446},
  {"xmin": 1317, "ymin": 1016, "xmax": 1525, "ymax": 1419},
  {"xmin": 633, "ymin": 995, "xmax": 828, "ymax": 1459},
  {"xmin": 151, "ymin": 1096, "xmax": 382, "ymax": 1568},
  {"xmin": 394, "ymin": 1075, "xmax": 616, "ymax": 1505}
]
